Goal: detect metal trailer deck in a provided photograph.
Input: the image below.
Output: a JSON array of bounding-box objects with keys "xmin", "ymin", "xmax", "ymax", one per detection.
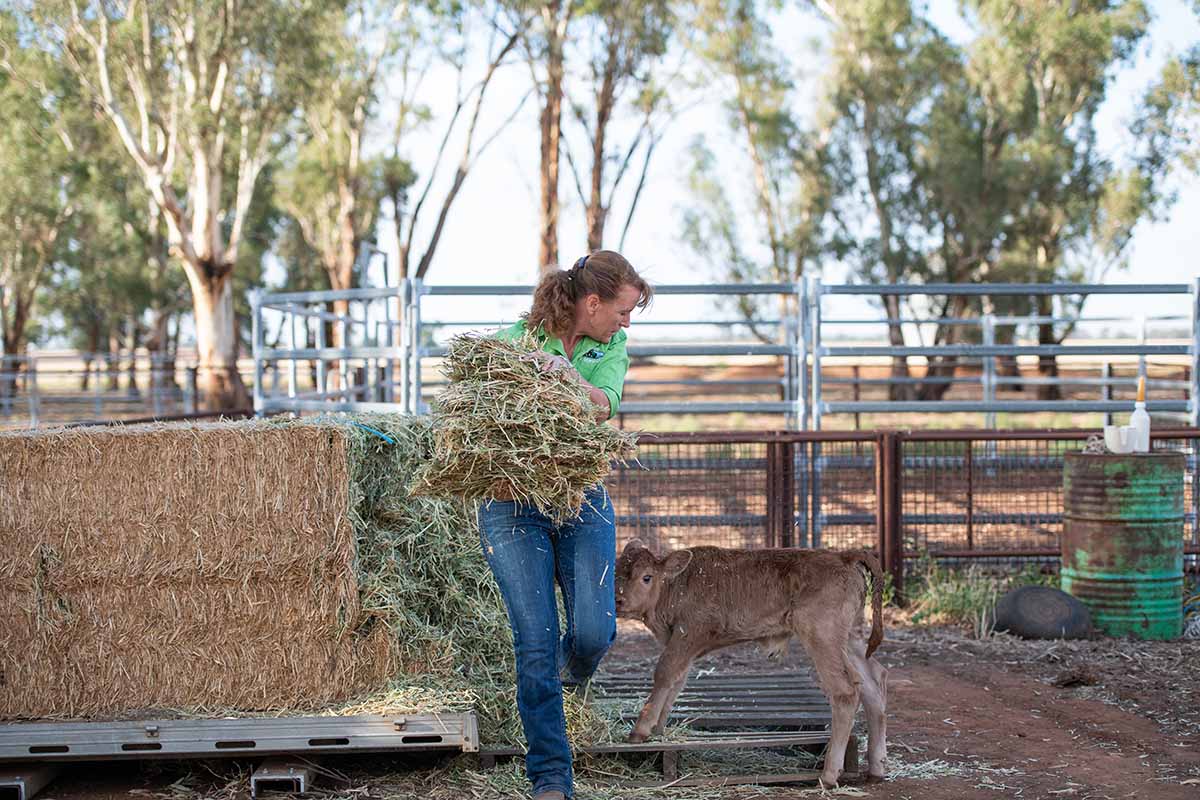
[{"xmin": 0, "ymin": 713, "xmax": 477, "ymax": 799}]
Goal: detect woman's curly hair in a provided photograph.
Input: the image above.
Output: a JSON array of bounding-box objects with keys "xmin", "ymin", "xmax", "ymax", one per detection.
[{"xmin": 524, "ymin": 250, "xmax": 653, "ymax": 339}]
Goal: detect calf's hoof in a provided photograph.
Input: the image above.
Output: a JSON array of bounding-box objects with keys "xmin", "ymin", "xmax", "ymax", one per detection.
[
  {"xmin": 818, "ymin": 770, "xmax": 841, "ymax": 789},
  {"xmin": 865, "ymin": 772, "xmax": 887, "ymax": 784}
]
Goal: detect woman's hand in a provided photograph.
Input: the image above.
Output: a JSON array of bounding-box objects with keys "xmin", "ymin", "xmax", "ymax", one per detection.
[{"xmin": 540, "ymin": 354, "xmax": 574, "ymax": 373}]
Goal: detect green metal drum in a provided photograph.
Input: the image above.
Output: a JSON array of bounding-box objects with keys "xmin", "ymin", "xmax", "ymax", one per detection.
[{"xmin": 1062, "ymin": 452, "xmax": 1184, "ymax": 640}]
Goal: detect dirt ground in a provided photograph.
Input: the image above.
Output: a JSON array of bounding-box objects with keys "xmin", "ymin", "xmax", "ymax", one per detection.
[
  {"xmin": 33, "ymin": 616, "xmax": 1199, "ymax": 800},
  {"xmin": 640, "ymin": 617, "xmax": 1200, "ymax": 800}
]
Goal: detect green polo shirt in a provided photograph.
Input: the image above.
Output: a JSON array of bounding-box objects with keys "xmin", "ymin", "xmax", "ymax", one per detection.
[{"xmin": 496, "ymin": 320, "xmax": 630, "ymax": 419}]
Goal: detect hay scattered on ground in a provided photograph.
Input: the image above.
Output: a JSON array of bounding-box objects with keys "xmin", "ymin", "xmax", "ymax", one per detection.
[{"xmin": 411, "ymin": 333, "xmax": 638, "ymax": 522}]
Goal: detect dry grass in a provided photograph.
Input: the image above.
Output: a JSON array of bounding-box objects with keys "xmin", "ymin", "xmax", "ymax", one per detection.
[{"xmin": 411, "ymin": 333, "xmax": 637, "ymax": 523}]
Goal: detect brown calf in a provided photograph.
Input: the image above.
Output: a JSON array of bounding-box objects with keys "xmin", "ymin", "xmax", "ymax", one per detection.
[{"xmin": 613, "ymin": 541, "xmax": 888, "ymax": 786}]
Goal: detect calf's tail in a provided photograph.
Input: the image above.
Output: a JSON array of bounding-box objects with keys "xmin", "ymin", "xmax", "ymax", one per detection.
[{"xmin": 854, "ymin": 551, "xmax": 884, "ymax": 659}]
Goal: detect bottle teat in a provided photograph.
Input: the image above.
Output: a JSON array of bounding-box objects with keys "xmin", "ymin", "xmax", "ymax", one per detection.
[{"xmin": 1137, "ymin": 375, "xmax": 1146, "ymax": 404}]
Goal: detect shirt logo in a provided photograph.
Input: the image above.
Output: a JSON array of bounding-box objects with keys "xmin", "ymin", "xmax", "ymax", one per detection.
[{"xmin": 583, "ymin": 348, "xmax": 606, "ymax": 361}]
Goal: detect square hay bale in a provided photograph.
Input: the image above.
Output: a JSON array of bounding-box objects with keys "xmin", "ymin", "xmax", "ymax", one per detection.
[{"xmin": 0, "ymin": 416, "xmax": 506, "ymax": 721}]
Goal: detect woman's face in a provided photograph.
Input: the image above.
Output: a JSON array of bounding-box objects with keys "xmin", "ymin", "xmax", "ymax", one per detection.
[{"xmin": 579, "ymin": 284, "xmax": 643, "ymax": 343}]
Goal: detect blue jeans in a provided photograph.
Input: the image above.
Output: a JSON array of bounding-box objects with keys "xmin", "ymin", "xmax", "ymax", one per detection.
[{"xmin": 478, "ymin": 485, "xmax": 617, "ymax": 799}]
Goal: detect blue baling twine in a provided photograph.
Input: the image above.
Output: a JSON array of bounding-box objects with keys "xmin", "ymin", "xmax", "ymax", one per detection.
[{"xmin": 351, "ymin": 421, "xmax": 397, "ymax": 445}]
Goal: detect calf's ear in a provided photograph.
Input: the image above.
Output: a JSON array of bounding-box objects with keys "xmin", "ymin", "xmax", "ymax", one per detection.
[
  {"xmin": 662, "ymin": 550, "xmax": 693, "ymax": 578},
  {"xmin": 623, "ymin": 538, "xmax": 647, "ymax": 555}
]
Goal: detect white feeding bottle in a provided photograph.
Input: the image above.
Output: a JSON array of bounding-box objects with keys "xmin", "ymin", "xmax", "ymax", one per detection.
[{"xmin": 1130, "ymin": 375, "xmax": 1151, "ymax": 453}]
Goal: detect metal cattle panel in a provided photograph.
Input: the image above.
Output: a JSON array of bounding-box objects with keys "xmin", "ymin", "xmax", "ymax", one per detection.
[
  {"xmin": 597, "ymin": 670, "xmax": 832, "ymax": 730},
  {"xmin": 0, "ymin": 714, "xmax": 478, "ymax": 763}
]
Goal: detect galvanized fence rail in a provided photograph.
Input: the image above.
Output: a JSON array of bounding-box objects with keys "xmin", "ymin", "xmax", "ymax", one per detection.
[{"xmin": 241, "ymin": 278, "xmax": 1200, "ymax": 430}]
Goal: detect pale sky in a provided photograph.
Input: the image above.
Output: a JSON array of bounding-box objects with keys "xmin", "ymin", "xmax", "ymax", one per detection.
[{"xmin": 296, "ymin": 0, "xmax": 1200, "ymax": 344}]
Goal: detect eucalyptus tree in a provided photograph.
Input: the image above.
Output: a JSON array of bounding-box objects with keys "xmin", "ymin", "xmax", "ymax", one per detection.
[
  {"xmin": 681, "ymin": 0, "xmax": 843, "ymax": 337},
  {"xmin": 276, "ymin": 0, "xmax": 397, "ymax": 335},
  {"xmin": 0, "ymin": 11, "xmax": 80, "ymax": 365},
  {"xmin": 965, "ymin": 0, "xmax": 1156, "ymax": 397},
  {"xmin": 391, "ymin": 0, "xmax": 527, "ymax": 280},
  {"xmin": 565, "ymin": 0, "xmax": 677, "ymax": 253},
  {"xmin": 43, "ymin": 0, "xmax": 333, "ymax": 410}
]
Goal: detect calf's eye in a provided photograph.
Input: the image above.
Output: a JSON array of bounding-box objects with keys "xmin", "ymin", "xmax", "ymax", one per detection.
[{"xmin": 642, "ymin": 574, "xmax": 652, "ymax": 584}]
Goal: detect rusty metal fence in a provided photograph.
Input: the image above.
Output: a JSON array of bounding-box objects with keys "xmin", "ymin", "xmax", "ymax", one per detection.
[{"xmin": 612, "ymin": 429, "xmax": 1200, "ymax": 598}]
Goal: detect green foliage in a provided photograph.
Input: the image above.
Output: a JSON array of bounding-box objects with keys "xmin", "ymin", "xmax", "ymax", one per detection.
[
  {"xmin": 682, "ymin": 0, "xmax": 837, "ymax": 288},
  {"xmin": 907, "ymin": 553, "xmax": 1057, "ymax": 638}
]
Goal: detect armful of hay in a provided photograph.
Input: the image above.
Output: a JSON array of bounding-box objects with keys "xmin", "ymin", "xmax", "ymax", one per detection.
[{"xmin": 410, "ymin": 333, "xmax": 638, "ymax": 522}]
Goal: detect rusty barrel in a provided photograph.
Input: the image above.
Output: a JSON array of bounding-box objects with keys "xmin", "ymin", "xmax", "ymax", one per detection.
[{"xmin": 1062, "ymin": 452, "xmax": 1184, "ymax": 640}]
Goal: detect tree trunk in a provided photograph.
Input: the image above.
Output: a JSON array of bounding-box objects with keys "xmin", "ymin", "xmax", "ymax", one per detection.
[
  {"xmin": 585, "ymin": 35, "xmax": 620, "ymax": 252},
  {"xmin": 322, "ymin": 200, "xmax": 357, "ymax": 392},
  {"xmin": 145, "ymin": 308, "xmax": 178, "ymax": 397},
  {"xmin": 191, "ymin": 269, "xmax": 251, "ymax": 411},
  {"xmin": 883, "ymin": 295, "xmax": 914, "ymax": 401},
  {"xmin": 538, "ymin": 0, "xmax": 567, "ymax": 273},
  {"xmin": 80, "ymin": 318, "xmax": 102, "ymax": 391},
  {"xmin": 917, "ymin": 297, "xmax": 969, "ymax": 402},
  {"xmin": 106, "ymin": 329, "xmax": 121, "ymax": 392},
  {"xmin": 1036, "ymin": 294, "xmax": 1061, "ymax": 400}
]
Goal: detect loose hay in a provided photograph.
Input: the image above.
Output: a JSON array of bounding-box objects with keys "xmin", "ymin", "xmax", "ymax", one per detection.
[
  {"xmin": 0, "ymin": 413, "xmax": 633, "ymax": 746},
  {"xmin": 411, "ymin": 333, "xmax": 638, "ymax": 522}
]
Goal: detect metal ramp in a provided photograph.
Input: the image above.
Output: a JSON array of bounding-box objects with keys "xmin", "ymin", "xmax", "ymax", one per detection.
[
  {"xmin": 480, "ymin": 670, "xmax": 854, "ymax": 787},
  {"xmin": 0, "ymin": 713, "xmax": 478, "ymax": 763}
]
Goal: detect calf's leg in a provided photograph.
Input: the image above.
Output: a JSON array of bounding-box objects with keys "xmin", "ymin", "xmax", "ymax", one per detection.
[
  {"xmin": 629, "ymin": 636, "xmax": 698, "ymax": 743},
  {"xmin": 651, "ymin": 669, "xmax": 690, "ymax": 736},
  {"xmin": 800, "ymin": 629, "xmax": 861, "ymax": 788},
  {"xmin": 848, "ymin": 638, "xmax": 888, "ymax": 779}
]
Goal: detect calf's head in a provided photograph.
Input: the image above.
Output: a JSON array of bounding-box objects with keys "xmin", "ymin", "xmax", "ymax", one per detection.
[{"xmin": 614, "ymin": 539, "xmax": 693, "ymax": 619}]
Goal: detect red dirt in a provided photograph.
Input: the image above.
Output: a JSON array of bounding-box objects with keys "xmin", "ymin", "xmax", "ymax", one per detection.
[{"xmin": 600, "ymin": 619, "xmax": 1200, "ymax": 799}]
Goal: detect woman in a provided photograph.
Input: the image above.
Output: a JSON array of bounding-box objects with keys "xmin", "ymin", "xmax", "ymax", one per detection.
[{"xmin": 479, "ymin": 250, "xmax": 652, "ymax": 800}]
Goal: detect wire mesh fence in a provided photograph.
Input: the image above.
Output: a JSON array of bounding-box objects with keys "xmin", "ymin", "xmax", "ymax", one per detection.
[{"xmin": 611, "ymin": 429, "xmax": 1200, "ymax": 593}]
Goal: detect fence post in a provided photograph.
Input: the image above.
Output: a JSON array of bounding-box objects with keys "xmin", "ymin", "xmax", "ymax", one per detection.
[
  {"xmin": 1101, "ymin": 362, "xmax": 1113, "ymax": 427},
  {"xmin": 852, "ymin": 365, "xmax": 861, "ymax": 431},
  {"xmin": 982, "ymin": 314, "xmax": 996, "ymax": 429},
  {"xmin": 185, "ymin": 366, "xmax": 198, "ymax": 414},
  {"xmin": 316, "ymin": 306, "xmax": 328, "ymax": 395},
  {"xmin": 287, "ymin": 307, "xmax": 298, "ymax": 401},
  {"xmin": 1192, "ymin": 276, "xmax": 1199, "ymax": 428},
  {"xmin": 810, "ymin": 276, "xmax": 823, "ymax": 430},
  {"xmin": 798, "ymin": 279, "xmax": 809, "ymax": 430},
  {"xmin": 92, "ymin": 355, "xmax": 103, "ymax": 417},
  {"xmin": 766, "ymin": 441, "xmax": 780, "ymax": 547},
  {"xmin": 410, "ymin": 278, "xmax": 424, "ymax": 414},
  {"xmin": 876, "ymin": 431, "xmax": 904, "ymax": 603},
  {"xmin": 397, "ymin": 279, "xmax": 410, "ymax": 413},
  {"xmin": 250, "ymin": 289, "xmax": 264, "ymax": 417},
  {"xmin": 28, "ymin": 354, "xmax": 39, "ymax": 429},
  {"xmin": 781, "ymin": 440, "xmax": 795, "ymax": 547}
]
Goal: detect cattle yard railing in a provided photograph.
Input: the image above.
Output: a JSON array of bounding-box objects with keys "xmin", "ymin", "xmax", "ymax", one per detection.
[
  {"xmin": 612, "ymin": 428, "xmax": 1200, "ymax": 600},
  {"xmin": 241, "ymin": 279, "xmax": 1200, "ymax": 429}
]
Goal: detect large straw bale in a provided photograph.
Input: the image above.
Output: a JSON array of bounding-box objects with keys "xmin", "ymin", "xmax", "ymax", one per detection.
[
  {"xmin": 0, "ymin": 423, "xmax": 355, "ymax": 583},
  {"xmin": 0, "ymin": 420, "xmax": 379, "ymax": 717}
]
